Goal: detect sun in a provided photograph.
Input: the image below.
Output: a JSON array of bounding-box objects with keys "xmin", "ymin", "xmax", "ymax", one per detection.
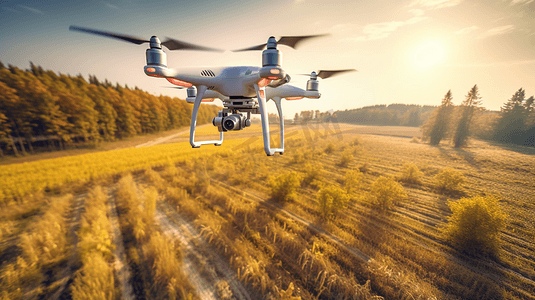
[{"xmin": 411, "ymin": 40, "xmax": 446, "ymax": 70}]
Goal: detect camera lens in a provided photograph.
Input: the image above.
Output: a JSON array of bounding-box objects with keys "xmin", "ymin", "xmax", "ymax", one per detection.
[{"xmin": 223, "ymin": 118, "xmax": 235, "ymax": 130}]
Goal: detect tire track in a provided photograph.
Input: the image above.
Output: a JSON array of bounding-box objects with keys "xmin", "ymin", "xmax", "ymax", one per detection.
[
  {"xmin": 155, "ymin": 202, "xmax": 253, "ymax": 300},
  {"xmin": 50, "ymin": 192, "xmax": 86, "ymax": 300},
  {"xmin": 106, "ymin": 186, "xmax": 135, "ymax": 300}
]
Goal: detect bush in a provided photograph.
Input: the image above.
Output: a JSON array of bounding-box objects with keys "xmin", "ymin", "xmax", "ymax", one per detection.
[
  {"xmin": 317, "ymin": 186, "xmax": 349, "ymax": 219},
  {"xmin": 301, "ymin": 163, "xmax": 323, "ymax": 189},
  {"xmin": 442, "ymin": 196, "xmax": 507, "ymax": 256},
  {"xmin": 343, "ymin": 169, "xmax": 363, "ymax": 194},
  {"xmin": 338, "ymin": 150, "xmax": 353, "ymax": 167},
  {"xmin": 324, "ymin": 143, "xmax": 335, "ymax": 154},
  {"xmin": 269, "ymin": 172, "xmax": 301, "ymax": 202},
  {"xmin": 399, "ymin": 163, "xmax": 423, "ymax": 184},
  {"xmin": 434, "ymin": 168, "xmax": 464, "ymax": 191},
  {"xmin": 370, "ymin": 176, "xmax": 407, "ymax": 210}
]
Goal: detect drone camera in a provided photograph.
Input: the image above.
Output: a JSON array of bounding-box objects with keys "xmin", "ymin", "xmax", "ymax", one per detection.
[{"xmin": 213, "ymin": 111, "xmax": 249, "ymax": 132}]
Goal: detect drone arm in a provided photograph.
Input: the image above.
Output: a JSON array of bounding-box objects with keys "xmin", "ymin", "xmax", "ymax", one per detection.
[
  {"xmin": 255, "ymin": 84, "xmax": 283, "ymax": 156},
  {"xmin": 266, "ymin": 85, "xmax": 321, "ymax": 99},
  {"xmin": 189, "ymin": 85, "xmax": 224, "ymax": 148}
]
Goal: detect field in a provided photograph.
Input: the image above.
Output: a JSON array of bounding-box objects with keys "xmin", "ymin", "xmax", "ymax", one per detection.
[{"xmin": 1, "ymin": 123, "xmax": 534, "ymax": 300}]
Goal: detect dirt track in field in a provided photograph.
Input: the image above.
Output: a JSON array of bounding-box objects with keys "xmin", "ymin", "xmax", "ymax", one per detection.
[{"xmin": 155, "ymin": 202, "xmax": 253, "ymax": 300}]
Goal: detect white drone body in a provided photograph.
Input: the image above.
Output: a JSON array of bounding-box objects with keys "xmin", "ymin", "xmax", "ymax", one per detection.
[{"xmin": 70, "ymin": 26, "xmax": 355, "ymax": 156}]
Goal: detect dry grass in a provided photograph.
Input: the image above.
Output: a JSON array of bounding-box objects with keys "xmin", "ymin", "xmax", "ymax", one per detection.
[
  {"xmin": 3, "ymin": 124, "xmax": 535, "ymax": 299},
  {"xmin": 0, "ymin": 194, "xmax": 72, "ymax": 299},
  {"xmin": 72, "ymin": 185, "xmax": 116, "ymax": 300}
]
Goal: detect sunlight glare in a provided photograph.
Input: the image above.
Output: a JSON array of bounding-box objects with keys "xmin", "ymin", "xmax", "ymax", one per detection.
[{"xmin": 411, "ymin": 40, "xmax": 446, "ymax": 70}]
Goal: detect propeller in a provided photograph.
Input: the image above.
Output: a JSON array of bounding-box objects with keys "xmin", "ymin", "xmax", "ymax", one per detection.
[
  {"xmin": 233, "ymin": 34, "xmax": 328, "ymax": 52},
  {"xmin": 69, "ymin": 25, "xmax": 224, "ymax": 52},
  {"xmin": 300, "ymin": 69, "xmax": 358, "ymax": 79}
]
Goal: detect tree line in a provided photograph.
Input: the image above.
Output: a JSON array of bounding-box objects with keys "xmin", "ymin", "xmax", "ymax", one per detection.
[
  {"xmin": 422, "ymin": 85, "xmax": 534, "ymax": 147},
  {"xmin": 334, "ymin": 104, "xmax": 436, "ymax": 127},
  {"xmin": 0, "ymin": 62, "xmax": 219, "ymax": 157}
]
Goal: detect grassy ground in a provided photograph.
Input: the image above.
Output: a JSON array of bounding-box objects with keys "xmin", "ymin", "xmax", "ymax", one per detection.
[{"xmin": 1, "ymin": 123, "xmax": 533, "ymax": 299}]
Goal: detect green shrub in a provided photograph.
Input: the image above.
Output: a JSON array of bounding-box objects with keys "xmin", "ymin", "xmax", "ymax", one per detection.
[
  {"xmin": 443, "ymin": 196, "xmax": 507, "ymax": 256},
  {"xmin": 269, "ymin": 172, "xmax": 301, "ymax": 202},
  {"xmin": 370, "ymin": 176, "xmax": 407, "ymax": 210},
  {"xmin": 317, "ymin": 186, "xmax": 349, "ymax": 219},
  {"xmin": 399, "ymin": 163, "xmax": 423, "ymax": 184},
  {"xmin": 434, "ymin": 168, "xmax": 464, "ymax": 191},
  {"xmin": 343, "ymin": 169, "xmax": 363, "ymax": 194}
]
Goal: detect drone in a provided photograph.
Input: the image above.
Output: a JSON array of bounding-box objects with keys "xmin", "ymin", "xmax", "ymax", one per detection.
[{"xmin": 69, "ymin": 26, "xmax": 356, "ymax": 156}]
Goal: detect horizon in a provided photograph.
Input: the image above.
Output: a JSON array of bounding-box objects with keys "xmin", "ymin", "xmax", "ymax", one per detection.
[{"xmin": 1, "ymin": 0, "xmax": 534, "ymax": 117}]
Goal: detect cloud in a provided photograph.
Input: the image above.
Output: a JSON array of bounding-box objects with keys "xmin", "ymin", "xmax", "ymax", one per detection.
[
  {"xmin": 410, "ymin": 0, "xmax": 463, "ymax": 9},
  {"xmin": 18, "ymin": 5, "xmax": 44, "ymax": 14},
  {"xmin": 346, "ymin": 16, "xmax": 428, "ymax": 41},
  {"xmin": 406, "ymin": 16, "xmax": 428, "ymax": 24},
  {"xmin": 105, "ymin": 3, "xmax": 120, "ymax": 10},
  {"xmin": 408, "ymin": 8, "xmax": 425, "ymax": 16},
  {"xmin": 455, "ymin": 26, "xmax": 479, "ymax": 35},
  {"xmin": 510, "ymin": 0, "xmax": 534, "ymax": 4},
  {"xmin": 478, "ymin": 25, "xmax": 515, "ymax": 39}
]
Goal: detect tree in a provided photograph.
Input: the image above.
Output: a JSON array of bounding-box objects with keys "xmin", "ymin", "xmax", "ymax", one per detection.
[
  {"xmin": 404, "ymin": 107, "xmax": 421, "ymax": 127},
  {"xmin": 493, "ymin": 88, "xmax": 530, "ymax": 144},
  {"xmin": 452, "ymin": 85, "xmax": 481, "ymax": 148},
  {"xmin": 422, "ymin": 90, "xmax": 453, "ymax": 145}
]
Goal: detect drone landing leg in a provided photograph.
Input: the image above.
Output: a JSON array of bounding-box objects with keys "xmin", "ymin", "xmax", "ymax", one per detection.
[
  {"xmin": 273, "ymin": 97, "xmax": 284, "ymax": 154},
  {"xmin": 190, "ymin": 85, "xmax": 224, "ymax": 148},
  {"xmin": 255, "ymin": 84, "xmax": 283, "ymax": 156}
]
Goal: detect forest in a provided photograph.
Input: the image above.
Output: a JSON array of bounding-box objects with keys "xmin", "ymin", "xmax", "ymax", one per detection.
[
  {"xmin": 0, "ymin": 61, "xmax": 219, "ymax": 157},
  {"xmin": 334, "ymin": 104, "xmax": 437, "ymax": 127},
  {"xmin": 420, "ymin": 86, "xmax": 535, "ymax": 148},
  {"xmin": 330, "ymin": 85, "xmax": 534, "ymax": 148}
]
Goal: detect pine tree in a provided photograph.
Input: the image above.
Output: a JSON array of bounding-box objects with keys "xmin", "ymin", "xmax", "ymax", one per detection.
[
  {"xmin": 452, "ymin": 85, "xmax": 481, "ymax": 148},
  {"xmin": 423, "ymin": 90, "xmax": 454, "ymax": 145},
  {"xmin": 493, "ymin": 89, "xmax": 532, "ymax": 144}
]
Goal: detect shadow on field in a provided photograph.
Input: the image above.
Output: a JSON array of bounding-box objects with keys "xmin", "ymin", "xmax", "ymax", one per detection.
[
  {"xmin": 436, "ymin": 146, "xmax": 481, "ymax": 170},
  {"xmin": 356, "ymin": 208, "xmax": 389, "ymax": 251},
  {"xmin": 441, "ymin": 249, "xmax": 507, "ymax": 300},
  {"xmin": 485, "ymin": 140, "xmax": 535, "ymax": 156}
]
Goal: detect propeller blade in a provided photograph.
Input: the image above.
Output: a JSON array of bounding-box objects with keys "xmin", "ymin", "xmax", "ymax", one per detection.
[
  {"xmin": 299, "ymin": 69, "xmax": 358, "ymax": 79},
  {"xmin": 277, "ymin": 34, "xmax": 329, "ymax": 49},
  {"xmin": 316, "ymin": 69, "xmax": 357, "ymax": 79},
  {"xmin": 161, "ymin": 38, "xmax": 224, "ymax": 52},
  {"xmin": 69, "ymin": 25, "xmax": 149, "ymax": 45},
  {"xmin": 232, "ymin": 34, "xmax": 328, "ymax": 51},
  {"xmin": 232, "ymin": 43, "xmax": 268, "ymax": 52}
]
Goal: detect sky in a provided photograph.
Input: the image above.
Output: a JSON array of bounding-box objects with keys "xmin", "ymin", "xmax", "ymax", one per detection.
[{"xmin": 1, "ymin": 0, "xmax": 534, "ymax": 118}]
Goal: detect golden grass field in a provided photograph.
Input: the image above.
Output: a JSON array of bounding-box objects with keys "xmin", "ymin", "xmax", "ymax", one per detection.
[{"xmin": 1, "ymin": 123, "xmax": 534, "ymax": 299}]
